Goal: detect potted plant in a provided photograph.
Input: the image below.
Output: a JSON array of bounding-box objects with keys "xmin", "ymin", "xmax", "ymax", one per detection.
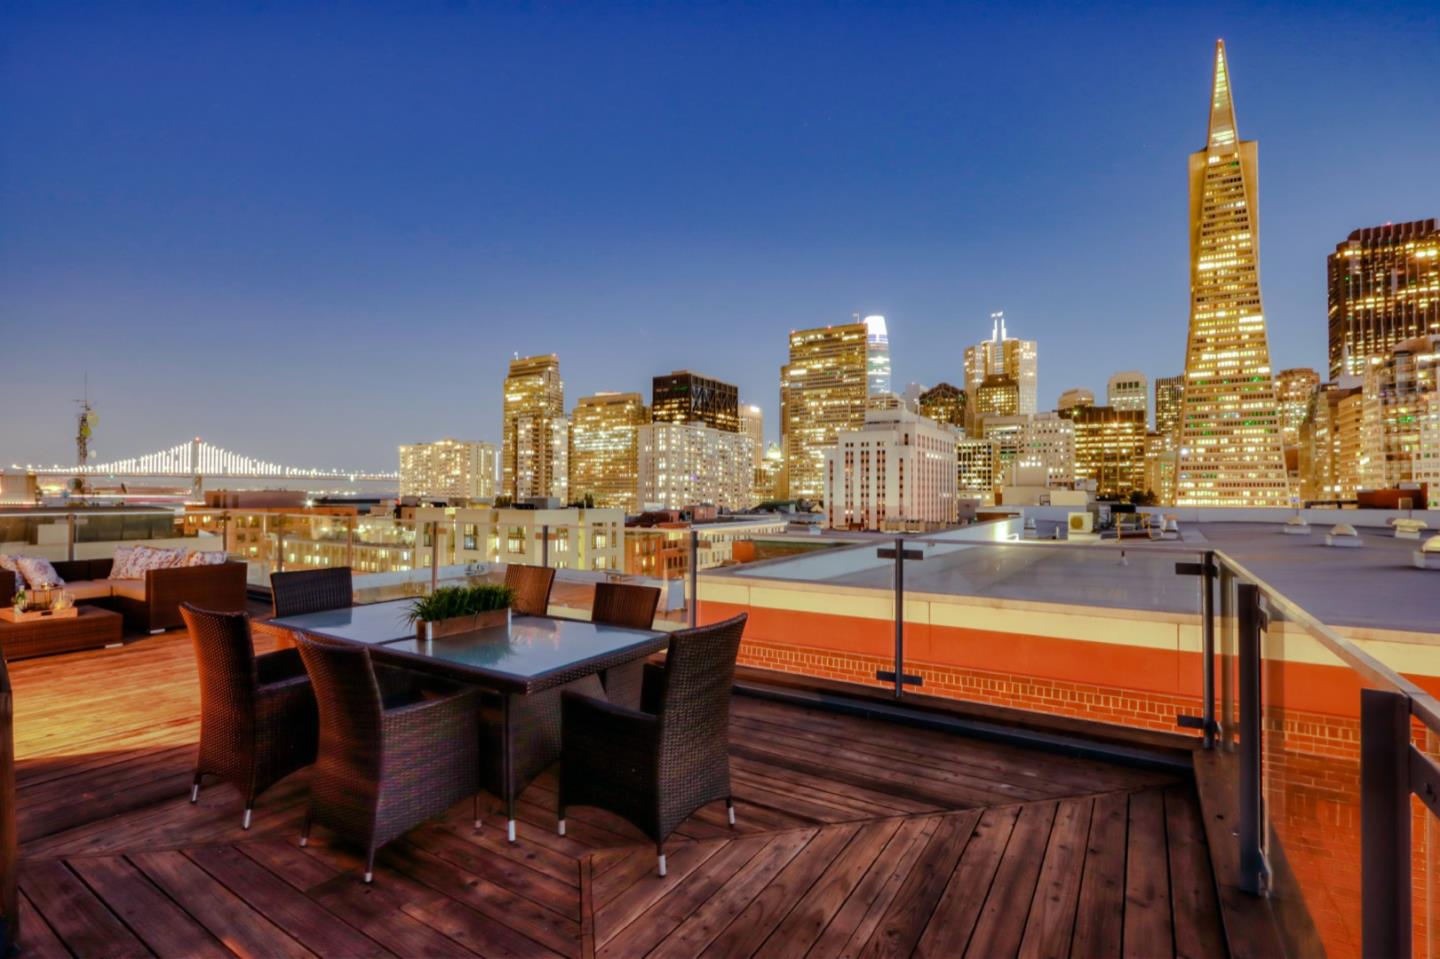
[{"xmin": 406, "ymin": 583, "xmax": 515, "ymax": 640}]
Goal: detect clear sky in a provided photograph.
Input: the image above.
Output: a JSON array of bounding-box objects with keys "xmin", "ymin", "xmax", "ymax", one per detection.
[{"xmin": 2, "ymin": 1, "xmax": 1438, "ymax": 471}]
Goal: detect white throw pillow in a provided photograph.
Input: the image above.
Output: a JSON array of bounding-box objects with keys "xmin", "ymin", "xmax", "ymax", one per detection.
[
  {"xmin": 185, "ymin": 550, "xmax": 228, "ymax": 566},
  {"xmin": 111, "ymin": 545, "xmax": 139, "ymax": 579},
  {"xmin": 16, "ymin": 556, "xmax": 65, "ymax": 589}
]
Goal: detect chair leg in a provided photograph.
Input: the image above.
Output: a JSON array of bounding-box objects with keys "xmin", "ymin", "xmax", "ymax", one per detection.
[
  {"xmin": 364, "ymin": 848, "xmax": 376, "ymax": 884},
  {"xmin": 726, "ymin": 796, "xmax": 736, "ymax": 827},
  {"xmin": 657, "ymin": 843, "xmax": 667, "ymax": 877},
  {"xmin": 189, "ymin": 771, "xmax": 202, "ymax": 803},
  {"xmin": 242, "ymin": 803, "xmax": 253, "ymax": 830},
  {"xmin": 557, "ymin": 804, "xmax": 566, "ymax": 836},
  {"xmin": 473, "ymin": 794, "xmax": 483, "ymax": 831},
  {"xmin": 299, "ymin": 811, "xmax": 312, "ymax": 847}
]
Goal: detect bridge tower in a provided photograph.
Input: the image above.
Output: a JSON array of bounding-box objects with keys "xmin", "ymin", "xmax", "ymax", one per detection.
[
  {"xmin": 191, "ymin": 437, "xmax": 204, "ymax": 499},
  {"xmin": 73, "ymin": 389, "xmax": 96, "ymax": 497}
]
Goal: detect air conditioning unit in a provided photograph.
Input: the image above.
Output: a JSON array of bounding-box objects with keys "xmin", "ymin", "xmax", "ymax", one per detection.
[{"xmin": 1068, "ymin": 511, "xmax": 1094, "ymax": 534}]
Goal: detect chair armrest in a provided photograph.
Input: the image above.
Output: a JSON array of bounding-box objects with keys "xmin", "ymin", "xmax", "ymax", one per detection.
[
  {"xmin": 256, "ymin": 647, "xmax": 305, "ymax": 685},
  {"xmin": 639, "ymin": 661, "xmax": 666, "ymax": 715},
  {"xmin": 561, "ymin": 690, "xmax": 658, "ymax": 770}
]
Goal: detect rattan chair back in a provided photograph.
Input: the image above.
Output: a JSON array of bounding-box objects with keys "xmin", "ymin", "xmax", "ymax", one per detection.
[
  {"xmin": 293, "ymin": 633, "xmax": 384, "ymax": 765},
  {"xmin": 271, "ymin": 567, "xmax": 354, "ymax": 618},
  {"xmin": 182, "ymin": 604, "xmax": 259, "ymax": 728},
  {"xmin": 504, "ymin": 564, "xmax": 556, "ymax": 617},
  {"xmin": 591, "ymin": 582, "xmax": 660, "ymax": 630}
]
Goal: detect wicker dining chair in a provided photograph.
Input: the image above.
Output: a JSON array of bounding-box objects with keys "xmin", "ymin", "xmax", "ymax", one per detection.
[
  {"xmin": 270, "ymin": 567, "xmax": 354, "ymax": 618},
  {"xmin": 181, "ymin": 603, "xmax": 318, "ymax": 829},
  {"xmin": 591, "ymin": 582, "xmax": 661, "ymax": 709},
  {"xmin": 504, "ymin": 564, "xmax": 556, "ymax": 616},
  {"xmin": 557, "ymin": 613, "xmax": 748, "ymax": 875},
  {"xmin": 294, "ymin": 632, "xmax": 483, "ymax": 883}
]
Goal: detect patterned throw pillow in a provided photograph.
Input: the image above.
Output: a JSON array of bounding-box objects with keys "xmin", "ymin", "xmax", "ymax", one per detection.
[
  {"xmin": 184, "ymin": 550, "xmax": 228, "ymax": 566},
  {"xmin": 113, "ymin": 545, "xmax": 187, "ymax": 579},
  {"xmin": 16, "ymin": 556, "xmax": 65, "ymax": 589},
  {"xmin": 111, "ymin": 545, "xmax": 139, "ymax": 579}
]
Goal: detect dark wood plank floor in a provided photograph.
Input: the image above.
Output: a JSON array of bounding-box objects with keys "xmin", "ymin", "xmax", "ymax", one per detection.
[{"xmin": 7, "ymin": 628, "xmax": 1225, "ymax": 958}]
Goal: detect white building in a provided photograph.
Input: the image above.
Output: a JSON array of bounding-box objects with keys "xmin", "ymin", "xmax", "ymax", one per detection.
[
  {"xmin": 1107, "ymin": 371, "xmax": 1149, "ymax": 422},
  {"xmin": 399, "ymin": 439, "xmax": 496, "ymax": 501},
  {"xmin": 1016, "ymin": 412, "xmax": 1076, "ymax": 487},
  {"xmin": 824, "ymin": 408, "xmax": 957, "ymax": 531},
  {"xmin": 415, "ymin": 504, "xmax": 625, "ymax": 572},
  {"xmin": 637, "ymin": 422, "xmax": 755, "ymax": 511}
]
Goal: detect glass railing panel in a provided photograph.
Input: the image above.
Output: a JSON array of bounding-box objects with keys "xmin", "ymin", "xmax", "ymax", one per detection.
[{"xmin": 1258, "ymin": 598, "xmax": 1370, "ymax": 959}]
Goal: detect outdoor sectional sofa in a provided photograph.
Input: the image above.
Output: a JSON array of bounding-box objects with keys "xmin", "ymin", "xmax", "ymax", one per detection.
[{"xmin": 0, "ymin": 557, "xmax": 248, "ymax": 635}]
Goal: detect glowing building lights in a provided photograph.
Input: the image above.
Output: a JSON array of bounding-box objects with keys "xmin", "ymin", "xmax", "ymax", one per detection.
[
  {"xmin": 1328, "ymin": 219, "xmax": 1440, "ymax": 379},
  {"xmin": 779, "ymin": 321, "xmax": 871, "ymax": 501},
  {"xmin": 502, "ymin": 354, "xmax": 569, "ymax": 502}
]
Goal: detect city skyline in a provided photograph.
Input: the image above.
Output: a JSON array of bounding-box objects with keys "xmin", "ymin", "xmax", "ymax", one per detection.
[{"xmin": 3, "ymin": 3, "xmax": 1439, "ymax": 468}]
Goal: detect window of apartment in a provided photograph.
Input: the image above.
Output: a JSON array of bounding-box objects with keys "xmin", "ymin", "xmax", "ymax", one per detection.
[
  {"xmin": 463, "ymin": 523, "xmax": 477, "ymax": 551},
  {"xmin": 506, "ymin": 526, "xmax": 526, "ymax": 553}
]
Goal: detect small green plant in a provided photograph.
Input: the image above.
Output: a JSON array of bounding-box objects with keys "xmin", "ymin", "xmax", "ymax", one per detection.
[
  {"xmin": 406, "ymin": 583, "xmax": 514, "ymax": 623},
  {"xmin": 12, "ymin": 588, "xmax": 26, "ymax": 612}
]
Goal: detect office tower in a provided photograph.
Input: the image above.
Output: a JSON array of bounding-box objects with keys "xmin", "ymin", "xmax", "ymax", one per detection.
[
  {"xmin": 1058, "ymin": 388, "xmax": 1095, "ymax": 413},
  {"xmin": 1064, "ymin": 405, "xmax": 1147, "ymax": 499},
  {"xmin": 651, "ymin": 371, "xmax": 740, "ymax": 433},
  {"xmin": 779, "ymin": 321, "xmax": 869, "ymax": 500},
  {"xmin": 1017, "ymin": 413, "xmax": 1076, "ymax": 487},
  {"xmin": 1328, "ymin": 219, "xmax": 1440, "ymax": 379},
  {"xmin": 918, "ymin": 383, "xmax": 966, "ymax": 429},
  {"xmin": 1107, "ymin": 371, "xmax": 1149, "ymax": 421},
  {"xmin": 975, "ymin": 375, "xmax": 1020, "ymax": 418},
  {"xmin": 824, "ymin": 408, "xmax": 956, "ymax": 531},
  {"xmin": 1300, "ymin": 381, "xmax": 1364, "ymax": 503},
  {"xmin": 964, "ymin": 311, "xmax": 1038, "ymax": 416},
  {"xmin": 739, "ymin": 403, "xmax": 765, "ymax": 499},
  {"xmin": 1154, "ymin": 375, "xmax": 1185, "ymax": 439},
  {"xmin": 757, "ymin": 442, "xmax": 784, "ymax": 502},
  {"xmin": 569, "ymin": 392, "xmax": 648, "ymax": 512},
  {"xmin": 637, "ymin": 421, "xmax": 755, "ymax": 511},
  {"xmin": 1175, "ymin": 41, "xmax": 1289, "ymax": 507},
  {"xmin": 956, "ymin": 437, "xmax": 998, "ymax": 505},
  {"xmin": 864, "ymin": 315, "xmax": 892, "ymax": 396},
  {"xmin": 1274, "ymin": 368, "xmax": 1321, "ymax": 448},
  {"xmin": 1359, "ymin": 336, "xmax": 1440, "ymax": 505},
  {"xmin": 398, "ymin": 439, "xmax": 496, "ymax": 501},
  {"xmin": 1144, "ymin": 434, "xmax": 1178, "ymax": 505},
  {"xmin": 981, "ymin": 415, "xmax": 1029, "ymax": 482},
  {"xmin": 502, "ymin": 354, "xmax": 569, "ymax": 501}
]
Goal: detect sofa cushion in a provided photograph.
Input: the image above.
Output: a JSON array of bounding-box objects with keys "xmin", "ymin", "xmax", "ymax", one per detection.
[
  {"xmin": 113, "ymin": 545, "xmax": 186, "ymax": 579},
  {"xmin": 185, "ymin": 549, "xmax": 229, "ymax": 566},
  {"xmin": 66, "ymin": 580, "xmax": 115, "ymax": 601},
  {"xmin": 16, "ymin": 556, "xmax": 65, "ymax": 589},
  {"xmin": 106, "ymin": 579, "xmax": 147, "ymax": 602}
]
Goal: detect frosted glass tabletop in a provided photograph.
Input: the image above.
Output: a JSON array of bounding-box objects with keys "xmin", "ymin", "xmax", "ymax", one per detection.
[{"xmin": 269, "ymin": 599, "xmax": 417, "ymax": 645}]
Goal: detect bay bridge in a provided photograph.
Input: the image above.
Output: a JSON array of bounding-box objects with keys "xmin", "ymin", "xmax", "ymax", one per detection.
[{"xmin": 18, "ymin": 438, "xmax": 398, "ymax": 482}]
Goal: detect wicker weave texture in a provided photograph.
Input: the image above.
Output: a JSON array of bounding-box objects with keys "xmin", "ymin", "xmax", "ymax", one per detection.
[
  {"xmin": 591, "ymin": 583, "xmax": 661, "ymax": 708},
  {"xmin": 270, "ymin": 567, "xmax": 354, "ymax": 619},
  {"xmin": 0, "ymin": 607, "xmax": 122, "ymax": 661},
  {"xmin": 558, "ymin": 612, "xmax": 747, "ymax": 845},
  {"xmin": 181, "ymin": 604, "xmax": 317, "ymax": 812},
  {"xmin": 504, "ymin": 564, "xmax": 555, "ymax": 617}
]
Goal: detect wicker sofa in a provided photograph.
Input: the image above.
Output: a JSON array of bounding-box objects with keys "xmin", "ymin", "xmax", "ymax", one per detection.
[{"xmin": 0, "ymin": 558, "xmax": 248, "ymax": 635}]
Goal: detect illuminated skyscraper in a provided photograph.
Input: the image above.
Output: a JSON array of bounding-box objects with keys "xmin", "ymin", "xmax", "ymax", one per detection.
[
  {"xmin": 1274, "ymin": 368, "xmax": 1320, "ymax": 448},
  {"xmin": 1299, "ymin": 380, "xmax": 1363, "ymax": 503},
  {"xmin": 863, "ymin": 315, "xmax": 892, "ymax": 396},
  {"xmin": 1328, "ymin": 219, "xmax": 1440, "ymax": 379},
  {"xmin": 974, "ymin": 375, "xmax": 1020, "ymax": 418},
  {"xmin": 569, "ymin": 392, "xmax": 648, "ymax": 511},
  {"xmin": 502, "ymin": 354, "xmax": 569, "ymax": 501},
  {"xmin": 637, "ymin": 421, "xmax": 755, "ymax": 511},
  {"xmin": 779, "ymin": 321, "xmax": 870, "ymax": 500},
  {"xmin": 651, "ymin": 371, "xmax": 739, "ymax": 433},
  {"xmin": 740, "ymin": 403, "xmax": 765, "ymax": 501},
  {"xmin": 399, "ymin": 439, "xmax": 496, "ymax": 501},
  {"xmin": 1175, "ymin": 41, "xmax": 1289, "ymax": 507},
  {"xmin": 1107, "ymin": 371, "xmax": 1149, "ymax": 421},
  {"xmin": 964, "ymin": 311, "xmax": 1038, "ymax": 418},
  {"xmin": 1064, "ymin": 406, "xmax": 1147, "ymax": 499},
  {"xmin": 1154, "ymin": 375, "xmax": 1185, "ymax": 440},
  {"xmin": 1359, "ymin": 336, "xmax": 1440, "ymax": 505},
  {"xmin": 917, "ymin": 383, "xmax": 966, "ymax": 429}
]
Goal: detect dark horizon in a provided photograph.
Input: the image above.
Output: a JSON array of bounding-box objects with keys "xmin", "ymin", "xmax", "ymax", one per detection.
[{"xmin": 3, "ymin": 1, "xmax": 1438, "ymax": 469}]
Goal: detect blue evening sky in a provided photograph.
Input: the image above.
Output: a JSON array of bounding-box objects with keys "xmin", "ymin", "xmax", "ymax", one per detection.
[{"xmin": 2, "ymin": 1, "xmax": 1437, "ymax": 469}]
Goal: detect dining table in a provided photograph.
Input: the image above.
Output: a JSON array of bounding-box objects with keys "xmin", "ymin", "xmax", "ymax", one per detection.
[{"xmin": 266, "ymin": 598, "xmax": 669, "ymax": 841}]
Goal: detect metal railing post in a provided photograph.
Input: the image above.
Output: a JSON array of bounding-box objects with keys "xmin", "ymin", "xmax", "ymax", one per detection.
[
  {"xmin": 345, "ymin": 518, "xmax": 355, "ymax": 569},
  {"xmin": 541, "ymin": 524, "xmax": 549, "ymax": 568},
  {"xmin": 1237, "ymin": 582, "xmax": 1265, "ymax": 895},
  {"xmin": 66, "ymin": 513, "xmax": 76, "ymax": 562},
  {"xmin": 1360, "ymin": 687, "xmax": 1411, "ymax": 959},
  {"xmin": 1201, "ymin": 552, "xmax": 1216, "ymax": 749},
  {"xmin": 1219, "ymin": 563, "xmax": 1235, "ymax": 750},
  {"xmin": 688, "ymin": 530, "xmax": 699, "ymax": 628},
  {"xmin": 893, "ymin": 535, "xmax": 904, "ymax": 699},
  {"xmin": 275, "ymin": 516, "xmax": 285, "ymax": 574},
  {"xmin": 430, "ymin": 521, "xmax": 440, "ymax": 592}
]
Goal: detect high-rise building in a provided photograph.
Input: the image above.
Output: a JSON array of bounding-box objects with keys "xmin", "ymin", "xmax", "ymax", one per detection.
[
  {"xmin": 917, "ymin": 382, "xmax": 966, "ymax": 429},
  {"xmin": 1328, "ymin": 219, "xmax": 1440, "ymax": 379},
  {"xmin": 824, "ymin": 408, "xmax": 956, "ymax": 531},
  {"xmin": 1144, "ymin": 434, "xmax": 1178, "ymax": 505},
  {"xmin": 739, "ymin": 403, "xmax": 765, "ymax": 500},
  {"xmin": 1175, "ymin": 41, "xmax": 1289, "ymax": 507},
  {"xmin": 900, "ymin": 382, "xmax": 926, "ymax": 412},
  {"xmin": 1274, "ymin": 368, "xmax": 1321, "ymax": 448},
  {"xmin": 637, "ymin": 421, "xmax": 755, "ymax": 511},
  {"xmin": 569, "ymin": 392, "xmax": 648, "ymax": 512},
  {"xmin": 398, "ymin": 439, "xmax": 496, "ymax": 501},
  {"xmin": 964, "ymin": 311, "xmax": 1038, "ymax": 418},
  {"xmin": 757, "ymin": 442, "xmax": 784, "ymax": 502},
  {"xmin": 1064, "ymin": 405, "xmax": 1147, "ymax": 499},
  {"xmin": 863, "ymin": 315, "xmax": 892, "ymax": 396},
  {"xmin": 1299, "ymin": 380, "xmax": 1363, "ymax": 503},
  {"xmin": 956, "ymin": 437, "xmax": 998, "ymax": 505},
  {"xmin": 502, "ymin": 354, "xmax": 569, "ymax": 501},
  {"xmin": 779, "ymin": 321, "xmax": 870, "ymax": 500},
  {"xmin": 651, "ymin": 371, "xmax": 739, "ymax": 433},
  {"xmin": 974, "ymin": 375, "xmax": 1020, "ymax": 419},
  {"xmin": 981, "ymin": 415, "xmax": 1029, "ymax": 483},
  {"xmin": 1154, "ymin": 375, "xmax": 1185, "ymax": 440},
  {"xmin": 1057, "ymin": 388, "xmax": 1095, "ymax": 414},
  {"xmin": 1107, "ymin": 371, "xmax": 1149, "ymax": 422},
  {"xmin": 1359, "ymin": 336, "xmax": 1440, "ymax": 505},
  {"xmin": 1015, "ymin": 413, "xmax": 1076, "ymax": 488}
]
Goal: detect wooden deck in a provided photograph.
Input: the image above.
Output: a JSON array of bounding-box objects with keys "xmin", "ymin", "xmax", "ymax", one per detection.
[{"xmin": 6, "ymin": 627, "xmax": 1226, "ymax": 958}]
